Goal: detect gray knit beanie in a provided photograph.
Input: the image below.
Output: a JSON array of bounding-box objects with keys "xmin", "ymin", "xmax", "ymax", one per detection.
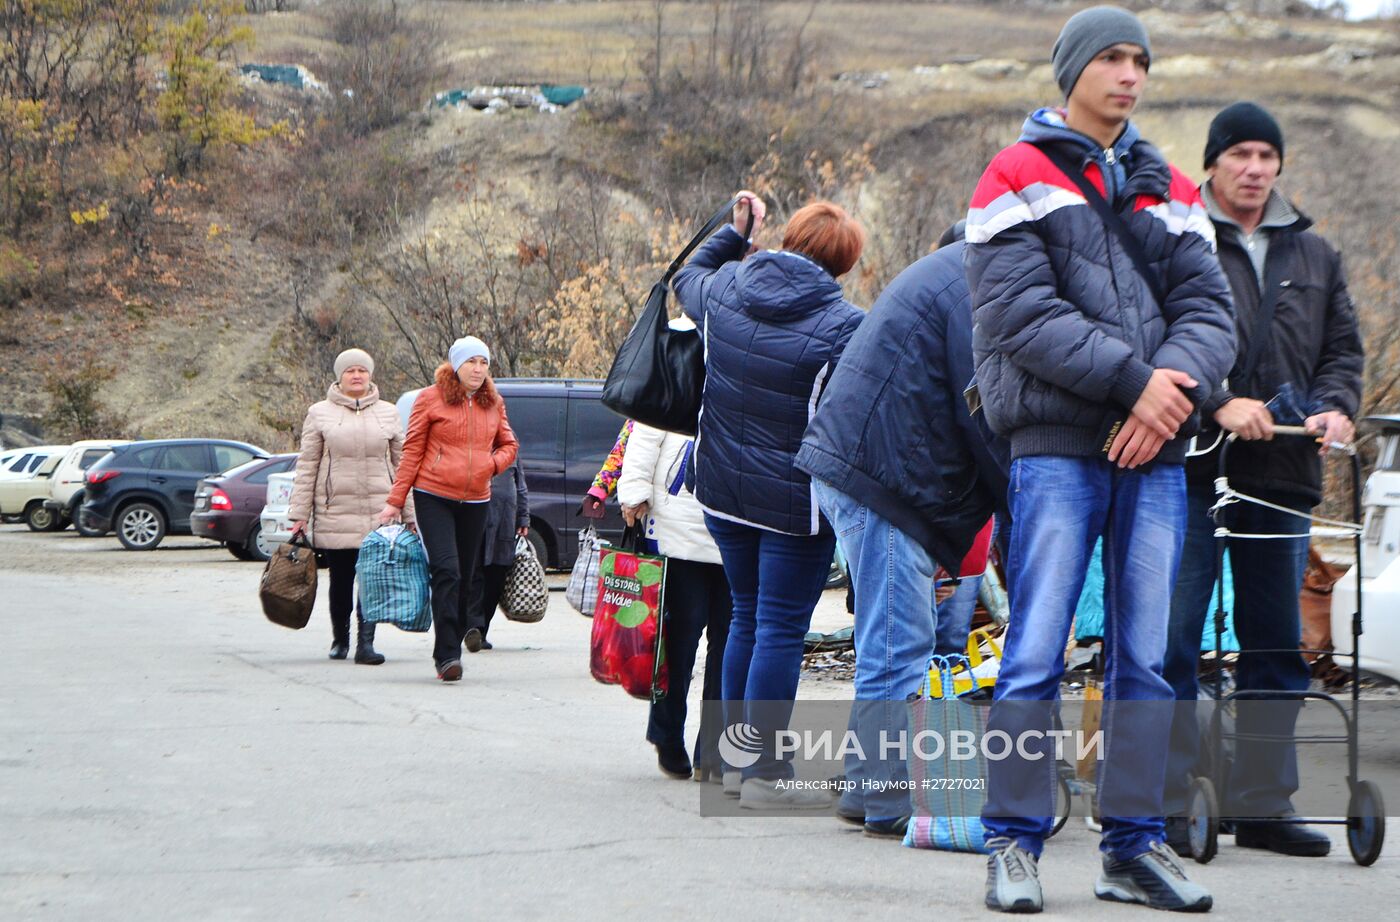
[
  {"xmin": 333, "ymin": 348, "xmax": 374, "ymax": 377},
  {"xmin": 1051, "ymin": 6, "xmax": 1152, "ymax": 98}
]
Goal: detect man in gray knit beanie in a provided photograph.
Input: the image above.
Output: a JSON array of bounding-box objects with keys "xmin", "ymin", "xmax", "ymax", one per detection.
[
  {"xmin": 966, "ymin": 3, "xmax": 1230, "ymax": 915},
  {"xmin": 1052, "ymin": 5, "xmax": 1152, "ymax": 98}
]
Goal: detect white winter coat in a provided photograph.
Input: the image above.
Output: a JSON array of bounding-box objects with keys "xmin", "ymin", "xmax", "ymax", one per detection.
[{"xmin": 615, "ymin": 422, "xmax": 720, "ymax": 565}]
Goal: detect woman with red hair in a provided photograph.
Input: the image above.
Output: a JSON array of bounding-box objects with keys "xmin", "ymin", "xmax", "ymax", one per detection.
[
  {"xmin": 672, "ymin": 192, "xmax": 866, "ymax": 809},
  {"xmin": 383, "ymin": 336, "xmax": 518, "ymax": 682}
]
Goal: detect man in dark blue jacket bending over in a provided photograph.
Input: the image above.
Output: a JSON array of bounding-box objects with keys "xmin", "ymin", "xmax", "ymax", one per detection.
[
  {"xmin": 964, "ymin": 6, "xmax": 1235, "ymax": 914},
  {"xmin": 797, "ymin": 222, "xmax": 1009, "ymax": 840}
]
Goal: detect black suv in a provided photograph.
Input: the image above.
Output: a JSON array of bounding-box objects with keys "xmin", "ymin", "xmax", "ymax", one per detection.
[
  {"xmin": 80, "ymin": 439, "xmax": 268, "ymax": 550},
  {"xmin": 396, "ymin": 379, "xmax": 625, "ymax": 569}
]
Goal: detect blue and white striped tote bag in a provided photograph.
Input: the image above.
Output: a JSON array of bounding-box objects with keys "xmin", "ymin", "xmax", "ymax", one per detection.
[{"xmin": 356, "ymin": 525, "xmax": 432, "ymax": 632}]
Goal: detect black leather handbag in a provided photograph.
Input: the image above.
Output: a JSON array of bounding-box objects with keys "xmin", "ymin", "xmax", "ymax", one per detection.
[{"xmin": 602, "ymin": 198, "xmax": 751, "ymax": 435}]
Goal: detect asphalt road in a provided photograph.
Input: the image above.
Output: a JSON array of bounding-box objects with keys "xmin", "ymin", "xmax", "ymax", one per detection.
[{"xmin": 1, "ymin": 525, "xmax": 1396, "ymax": 921}]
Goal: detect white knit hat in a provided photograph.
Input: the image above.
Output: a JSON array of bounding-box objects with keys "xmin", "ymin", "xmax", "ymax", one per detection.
[{"xmin": 449, "ymin": 336, "xmax": 491, "ymax": 371}]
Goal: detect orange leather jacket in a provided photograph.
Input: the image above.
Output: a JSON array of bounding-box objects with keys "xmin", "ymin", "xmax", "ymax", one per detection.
[{"xmin": 388, "ymin": 364, "xmax": 519, "ymax": 507}]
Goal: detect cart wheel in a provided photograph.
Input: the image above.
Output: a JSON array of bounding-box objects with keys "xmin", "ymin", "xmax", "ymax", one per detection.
[
  {"xmin": 1347, "ymin": 780, "xmax": 1385, "ymax": 867},
  {"xmin": 1048, "ymin": 773, "xmax": 1071, "ymax": 838},
  {"xmin": 1186, "ymin": 777, "xmax": 1219, "ymax": 864}
]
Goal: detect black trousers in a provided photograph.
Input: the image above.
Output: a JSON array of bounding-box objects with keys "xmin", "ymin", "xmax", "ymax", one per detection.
[
  {"xmin": 320, "ymin": 547, "xmax": 360, "ymax": 644},
  {"xmin": 414, "ymin": 490, "xmax": 489, "ymax": 665},
  {"xmin": 646, "ymin": 557, "xmax": 732, "ymax": 770},
  {"xmin": 468, "ymin": 562, "xmax": 510, "ymax": 640}
]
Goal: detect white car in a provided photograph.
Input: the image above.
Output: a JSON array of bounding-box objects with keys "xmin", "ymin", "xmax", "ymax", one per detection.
[
  {"xmin": 1332, "ymin": 415, "xmax": 1400, "ymax": 683},
  {"xmin": 0, "ymin": 445, "xmax": 68, "ymax": 481},
  {"xmin": 0, "ymin": 453, "xmax": 65, "ymax": 530},
  {"xmin": 41, "ymin": 440, "xmax": 131, "ymax": 534},
  {"xmin": 259, "ymin": 470, "xmax": 297, "ymax": 549}
]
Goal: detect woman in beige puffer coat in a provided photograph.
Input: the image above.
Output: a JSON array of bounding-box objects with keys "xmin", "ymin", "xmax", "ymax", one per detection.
[{"xmin": 289, "ymin": 348, "xmax": 414, "ymax": 665}]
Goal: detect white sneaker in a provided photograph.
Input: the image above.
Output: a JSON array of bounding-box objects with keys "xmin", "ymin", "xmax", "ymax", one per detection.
[
  {"xmin": 738, "ymin": 777, "xmax": 833, "ymax": 811},
  {"xmin": 722, "ymin": 771, "xmax": 742, "ymax": 798}
]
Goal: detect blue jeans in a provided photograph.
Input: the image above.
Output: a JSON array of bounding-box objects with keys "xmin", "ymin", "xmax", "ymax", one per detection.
[
  {"xmin": 937, "ymin": 583, "xmax": 979, "ymax": 655},
  {"xmin": 983, "ymin": 456, "xmax": 1184, "ymax": 860},
  {"xmin": 705, "ymin": 513, "xmax": 835, "ymax": 780},
  {"xmin": 815, "ymin": 481, "xmax": 975, "ymax": 819},
  {"xmin": 1163, "ymin": 480, "xmax": 1311, "ymax": 816}
]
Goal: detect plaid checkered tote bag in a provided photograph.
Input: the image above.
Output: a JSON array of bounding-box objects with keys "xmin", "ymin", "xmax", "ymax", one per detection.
[
  {"xmin": 501, "ymin": 536, "xmax": 548, "ymax": 623},
  {"xmin": 903, "ymin": 654, "xmax": 991, "ymax": 853},
  {"xmin": 356, "ymin": 525, "xmax": 432, "ymax": 632},
  {"xmin": 566, "ymin": 525, "xmax": 604, "ymax": 617}
]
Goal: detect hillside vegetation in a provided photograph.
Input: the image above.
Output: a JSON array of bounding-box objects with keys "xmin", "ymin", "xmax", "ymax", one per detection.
[{"xmin": 1, "ymin": 1, "xmax": 1398, "ymax": 460}]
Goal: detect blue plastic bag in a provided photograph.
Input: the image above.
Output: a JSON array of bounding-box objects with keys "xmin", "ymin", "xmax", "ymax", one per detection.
[{"xmin": 357, "ymin": 526, "xmax": 431, "ymax": 632}]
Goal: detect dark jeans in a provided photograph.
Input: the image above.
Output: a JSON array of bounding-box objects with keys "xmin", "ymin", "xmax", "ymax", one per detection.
[
  {"xmin": 468, "ymin": 563, "xmax": 509, "ymax": 641},
  {"xmin": 415, "ymin": 490, "xmax": 490, "ymax": 665},
  {"xmin": 1164, "ymin": 480, "xmax": 1311, "ymax": 816},
  {"xmin": 320, "ymin": 547, "xmax": 360, "ymax": 644},
  {"xmin": 705, "ymin": 513, "xmax": 835, "ymax": 781},
  {"xmin": 646, "ymin": 557, "xmax": 732, "ymax": 770}
]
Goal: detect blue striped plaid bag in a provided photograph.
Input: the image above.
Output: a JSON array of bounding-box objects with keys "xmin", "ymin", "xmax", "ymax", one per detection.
[
  {"xmin": 903, "ymin": 654, "xmax": 991, "ymax": 854},
  {"xmin": 356, "ymin": 525, "xmax": 432, "ymax": 632}
]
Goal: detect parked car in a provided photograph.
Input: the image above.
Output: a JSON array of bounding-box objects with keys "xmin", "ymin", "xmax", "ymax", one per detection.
[
  {"xmin": 395, "ymin": 378, "xmax": 626, "ymax": 569},
  {"xmin": 1333, "ymin": 415, "xmax": 1400, "ymax": 683},
  {"xmin": 0, "ymin": 444, "xmax": 68, "ymax": 480},
  {"xmin": 259, "ymin": 470, "xmax": 296, "ymax": 551},
  {"xmin": 80, "ymin": 439, "xmax": 268, "ymax": 550},
  {"xmin": 0, "ymin": 453, "xmax": 64, "ymax": 531},
  {"xmin": 42, "ymin": 440, "xmax": 131, "ymax": 535},
  {"xmin": 191, "ymin": 453, "xmax": 296, "ymax": 561}
]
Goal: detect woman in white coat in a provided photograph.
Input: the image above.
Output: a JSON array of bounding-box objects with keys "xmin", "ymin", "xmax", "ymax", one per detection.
[{"xmin": 618, "ymin": 420, "xmax": 732, "ymax": 781}]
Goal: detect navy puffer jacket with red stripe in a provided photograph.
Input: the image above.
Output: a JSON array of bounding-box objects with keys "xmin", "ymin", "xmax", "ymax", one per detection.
[
  {"xmin": 964, "ymin": 109, "xmax": 1236, "ymax": 464},
  {"xmin": 672, "ymin": 225, "xmax": 864, "ymax": 536}
]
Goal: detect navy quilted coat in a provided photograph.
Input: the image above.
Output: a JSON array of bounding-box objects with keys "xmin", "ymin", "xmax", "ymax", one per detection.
[
  {"xmin": 796, "ymin": 242, "xmax": 1008, "ymax": 575},
  {"xmin": 672, "ymin": 225, "xmax": 864, "ymax": 535},
  {"xmin": 964, "ymin": 110, "xmax": 1236, "ymax": 464}
]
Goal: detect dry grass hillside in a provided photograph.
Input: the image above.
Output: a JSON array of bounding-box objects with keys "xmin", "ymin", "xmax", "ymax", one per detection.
[{"xmin": 1, "ymin": 1, "xmax": 1398, "ymax": 455}]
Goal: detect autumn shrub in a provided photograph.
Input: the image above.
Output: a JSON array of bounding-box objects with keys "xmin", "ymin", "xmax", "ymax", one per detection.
[
  {"xmin": 41, "ymin": 355, "xmax": 130, "ymax": 440},
  {"xmin": 0, "ymin": 239, "xmax": 38, "ymax": 308},
  {"xmin": 319, "ymin": 0, "xmax": 442, "ymax": 137}
]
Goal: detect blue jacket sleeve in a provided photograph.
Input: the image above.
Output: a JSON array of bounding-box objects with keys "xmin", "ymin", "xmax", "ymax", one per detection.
[
  {"xmin": 513, "ymin": 464, "xmax": 530, "ymax": 527},
  {"xmin": 671, "ymin": 225, "xmax": 749, "ymax": 330},
  {"xmin": 825, "ymin": 308, "xmax": 865, "ymax": 389}
]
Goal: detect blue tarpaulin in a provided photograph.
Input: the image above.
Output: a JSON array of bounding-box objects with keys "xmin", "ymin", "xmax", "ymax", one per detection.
[
  {"xmin": 1073, "ymin": 539, "xmax": 1239, "ymax": 651},
  {"xmin": 540, "ymin": 84, "xmax": 586, "ymax": 106},
  {"xmin": 241, "ymin": 64, "xmax": 305, "ymax": 89}
]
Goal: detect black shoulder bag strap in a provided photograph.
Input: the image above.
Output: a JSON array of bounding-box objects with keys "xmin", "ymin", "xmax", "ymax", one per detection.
[
  {"xmin": 662, "ymin": 197, "xmax": 754, "ymax": 284},
  {"xmin": 1031, "ymin": 141, "xmax": 1167, "ymax": 309}
]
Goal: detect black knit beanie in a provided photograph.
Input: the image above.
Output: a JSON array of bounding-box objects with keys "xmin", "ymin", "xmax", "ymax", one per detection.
[{"xmin": 1204, "ymin": 102, "xmax": 1284, "ymax": 171}]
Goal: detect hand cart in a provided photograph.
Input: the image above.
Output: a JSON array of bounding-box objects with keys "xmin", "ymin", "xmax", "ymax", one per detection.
[{"xmin": 1182, "ymin": 426, "xmax": 1385, "ymax": 865}]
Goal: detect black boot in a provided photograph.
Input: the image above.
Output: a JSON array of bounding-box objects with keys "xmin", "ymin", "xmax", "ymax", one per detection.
[
  {"xmin": 656, "ymin": 743, "xmax": 692, "ymax": 780},
  {"xmin": 1235, "ymin": 813, "xmax": 1331, "ymax": 857},
  {"xmin": 329, "ymin": 616, "xmax": 350, "ymax": 660},
  {"xmin": 354, "ymin": 619, "xmax": 385, "ymax": 665}
]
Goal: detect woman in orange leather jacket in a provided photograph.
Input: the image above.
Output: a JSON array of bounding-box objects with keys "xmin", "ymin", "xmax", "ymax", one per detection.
[{"xmin": 384, "ymin": 336, "xmax": 518, "ymax": 681}]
